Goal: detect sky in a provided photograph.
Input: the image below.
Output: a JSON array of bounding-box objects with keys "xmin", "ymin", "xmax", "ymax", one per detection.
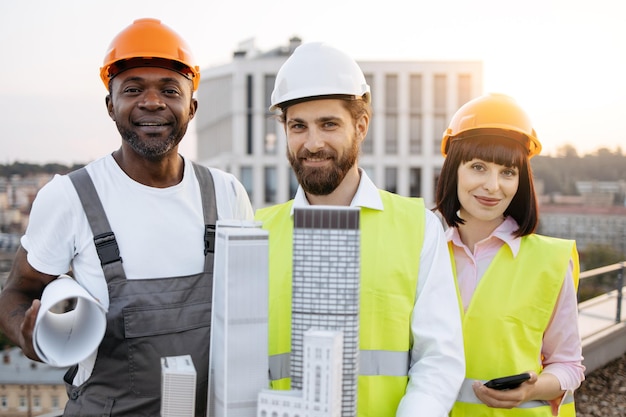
[{"xmin": 0, "ymin": 0, "xmax": 624, "ymax": 164}]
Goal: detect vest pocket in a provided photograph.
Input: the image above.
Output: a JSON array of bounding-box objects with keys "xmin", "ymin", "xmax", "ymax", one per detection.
[
  {"xmin": 123, "ymin": 301, "xmax": 211, "ymax": 397},
  {"xmin": 124, "ymin": 300, "xmax": 211, "ymax": 337}
]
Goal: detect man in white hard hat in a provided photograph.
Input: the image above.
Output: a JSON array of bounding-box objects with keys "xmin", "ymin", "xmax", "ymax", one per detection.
[{"xmin": 255, "ymin": 42, "xmax": 465, "ymax": 417}]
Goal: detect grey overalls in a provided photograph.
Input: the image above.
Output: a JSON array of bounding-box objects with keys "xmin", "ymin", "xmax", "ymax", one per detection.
[{"xmin": 63, "ymin": 163, "xmax": 216, "ymax": 417}]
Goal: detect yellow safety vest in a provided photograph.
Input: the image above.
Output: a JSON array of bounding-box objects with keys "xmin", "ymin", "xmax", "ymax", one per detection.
[
  {"xmin": 255, "ymin": 190, "xmax": 425, "ymax": 417},
  {"xmin": 450, "ymin": 234, "xmax": 579, "ymax": 417}
]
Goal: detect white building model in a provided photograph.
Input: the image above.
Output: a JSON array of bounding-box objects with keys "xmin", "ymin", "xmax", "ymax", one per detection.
[
  {"xmin": 161, "ymin": 354, "xmax": 197, "ymax": 417},
  {"xmin": 208, "ymin": 220, "xmax": 269, "ymax": 417},
  {"xmin": 257, "ymin": 206, "xmax": 361, "ymax": 417},
  {"xmin": 257, "ymin": 329, "xmax": 343, "ymax": 417}
]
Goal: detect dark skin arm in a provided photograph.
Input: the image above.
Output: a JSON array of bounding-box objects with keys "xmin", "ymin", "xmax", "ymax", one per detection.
[{"xmin": 0, "ymin": 245, "xmax": 57, "ymax": 361}]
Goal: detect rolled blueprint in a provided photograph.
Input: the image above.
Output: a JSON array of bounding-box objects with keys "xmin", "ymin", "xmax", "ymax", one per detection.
[{"xmin": 33, "ymin": 275, "xmax": 107, "ymax": 367}]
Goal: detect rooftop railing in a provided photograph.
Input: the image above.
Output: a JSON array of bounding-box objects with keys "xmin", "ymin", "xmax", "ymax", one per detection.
[{"xmin": 579, "ymin": 261, "xmax": 624, "ymax": 323}]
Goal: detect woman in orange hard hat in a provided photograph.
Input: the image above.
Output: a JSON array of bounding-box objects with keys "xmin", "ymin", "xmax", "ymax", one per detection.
[{"xmin": 436, "ymin": 93, "xmax": 585, "ymax": 416}]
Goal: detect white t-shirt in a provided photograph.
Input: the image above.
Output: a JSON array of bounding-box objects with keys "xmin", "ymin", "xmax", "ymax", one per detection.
[
  {"xmin": 23, "ymin": 154, "xmax": 253, "ymax": 307},
  {"xmin": 21, "ymin": 154, "xmax": 253, "ymax": 383}
]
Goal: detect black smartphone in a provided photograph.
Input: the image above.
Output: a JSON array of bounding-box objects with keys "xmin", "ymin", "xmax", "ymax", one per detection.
[{"xmin": 484, "ymin": 372, "xmax": 531, "ymax": 390}]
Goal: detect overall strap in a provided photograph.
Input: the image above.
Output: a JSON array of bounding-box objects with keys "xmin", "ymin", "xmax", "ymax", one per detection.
[
  {"xmin": 191, "ymin": 162, "xmax": 217, "ymax": 271},
  {"xmin": 68, "ymin": 167, "xmax": 126, "ymax": 282}
]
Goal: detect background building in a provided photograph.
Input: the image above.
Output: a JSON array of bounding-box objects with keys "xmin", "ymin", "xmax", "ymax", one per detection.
[
  {"xmin": 195, "ymin": 38, "xmax": 483, "ymax": 209},
  {"xmin": 537, "ymin": 180, "xmax": 626, "ymax": 253},
  {"xmin": 538, "ymin": 205, "xmax": 626, "ymax": 253},
  {"xmin": 0, "ymin": 347, "xmax": 67, "ymax": 417}
]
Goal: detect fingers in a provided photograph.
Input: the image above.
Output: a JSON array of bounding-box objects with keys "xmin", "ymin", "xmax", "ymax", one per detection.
[
  {"xmin": 20, "ymin": 299, "xmax": 42, "ymax": 362},
  {"xmin": 472, "ymin": 380, "xmax": 528, "ymax": 409}
]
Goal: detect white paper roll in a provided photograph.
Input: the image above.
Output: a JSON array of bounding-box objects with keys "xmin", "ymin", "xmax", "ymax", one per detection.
[{"xmin": 33, "ymin": 275, "xmax": 107, "ymax": 367}]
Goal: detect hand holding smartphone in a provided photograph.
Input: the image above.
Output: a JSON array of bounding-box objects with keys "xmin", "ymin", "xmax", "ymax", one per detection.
[{"xmin": 484, "ymin": 372, "xmax": 531, "ymax": 390}]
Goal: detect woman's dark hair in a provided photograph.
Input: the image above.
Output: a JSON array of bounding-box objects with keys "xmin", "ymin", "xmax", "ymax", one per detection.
[{"xmin": 435, "ymin": 134, "xmax": 539, "ymax": 237}]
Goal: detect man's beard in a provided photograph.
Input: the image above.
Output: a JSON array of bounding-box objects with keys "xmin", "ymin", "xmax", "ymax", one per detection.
[
  {"xmin": 287, "ymin": 134, "xmax": 360, "ymax": 196},
  {"xmin": 117, "ymin": 123, "xmax": 186, "ymax": 161}
]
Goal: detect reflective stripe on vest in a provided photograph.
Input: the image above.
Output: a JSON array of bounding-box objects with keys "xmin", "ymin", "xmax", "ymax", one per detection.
[
  {"xmin": 269, "ymin": 349, "xmax": 410, "ymax": 380},
  {"xmin": 457, "ymin": 378, "xmax": 574, "ymax": 408}
]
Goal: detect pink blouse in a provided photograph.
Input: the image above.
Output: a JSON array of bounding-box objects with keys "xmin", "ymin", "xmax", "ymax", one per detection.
[{"xmin": 446, "ymin": 216, "xmax": 586, "ymax": 395}]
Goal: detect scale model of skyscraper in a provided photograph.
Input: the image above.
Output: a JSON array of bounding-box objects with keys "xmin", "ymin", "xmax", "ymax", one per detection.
[
  {"xmin": 208, "ymin": 220, "xmax": 269, "ymax": 417},
  {"xmin": 257, "ymin": 329, "xmax": 344, "ymax": 417},
  {"xmin": 291, "ymin": 206, "xmax": 360, "ymax": 417},
  {"xmin": 161, "ymin": 354, "xmax": 197, "ymax": 417}
]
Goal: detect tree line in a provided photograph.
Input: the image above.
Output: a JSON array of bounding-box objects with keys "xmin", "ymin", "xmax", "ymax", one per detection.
[
  {"xmin": 1, "ymin": 145, "xmax": 625, "ymax": 196},
  {"xmin": 0, "ymin": 162, "xmax": 84, "ymax": 178},
  {"xmin": 531, "ymin": 145, "xmax": 625, "ymax": 195}
]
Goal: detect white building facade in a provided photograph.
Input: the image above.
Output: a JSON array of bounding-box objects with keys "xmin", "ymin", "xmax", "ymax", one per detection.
[{"xmin": 195, "ymin": 38, "xmax": 483, "ymax": 210}]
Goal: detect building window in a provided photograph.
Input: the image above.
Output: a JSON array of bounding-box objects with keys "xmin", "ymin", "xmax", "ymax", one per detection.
[
  {"xmin": 240, "ymin": 166, "xmax": 253, "ymax": 202},
  {"xmin": 385, "ymin": 74, "xmax": 398, "ymax": 154},
  {"xmin": 434, "ymin": 74, "xmax": 447, "ymax": 111},
  {"xmin": 362, "ymin": 74, "xmax": 374, "ymax": 155},
  {"xmin": 264, "ymin": 75, "xmax": 277, "ymax": 155},
  {"xmin": 385, "ymin": 114, "xmax": 398, "ymax": 154},
  {"xmin": 409, "ymin": 74, "xmax": 422, "ymax": 110},
  {"xmin": 33, "ymin": 395, "xmax": 41, "ymax": 410},
  {"xmin": 457, "ymin": 74, "xmax": 472, "ymax": 107},
  {"xmin": 410, "ymin": 168, "xmax": 422, "ymax": 197},
  {"xmin": 314, "ymin": 365, "xmax": 322, "ymax": 402},
  {"xmin": 246, "ymin": 74, "xmax": 253, "ymax": 155},
  {"xmin": 51, "ymin": 395, "xmax": 60, "ymax": 409},
  {"xmin": 0, "ymin": 395, "xmax": 7, "ymax": 409},
  {"xmin": 434, "ymin": 114, "xmax": 447, "ymax": 155},
  {"xmin": 409, "ymin": 74, "xmax": 422, "ymax": 155},
  {"xmin": 264, "ymin": 167, "xmax": 277, "ymax": 204},
  {"xmin": 19, "ymin": 395, "xmax": 27, "ymax": 410},
  {"xmin": 409, "ymin": 115, "xmax": 422, "ymax": 154},
  {"xmin": 434, "ymin": 74, "xmax": 447, "ymax": 154},
  {"xmin": 385, "ymin": 167, "xmax": 397, "ymax": 194}
]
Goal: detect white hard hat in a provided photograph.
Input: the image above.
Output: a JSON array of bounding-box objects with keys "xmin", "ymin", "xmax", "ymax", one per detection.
[{"xmin": 270, "ymin": 42, "xmax": 371, "ymax": 112}]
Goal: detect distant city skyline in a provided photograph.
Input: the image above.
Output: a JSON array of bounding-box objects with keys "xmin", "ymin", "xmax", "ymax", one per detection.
[{"xmin": 1, "ymin": 0, "xmax": 624, "ymax": 164}]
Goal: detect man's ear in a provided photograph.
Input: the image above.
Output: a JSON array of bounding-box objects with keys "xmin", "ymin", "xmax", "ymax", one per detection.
[
  {"xmin": 356, "ymin": 113, "xmax": 369, "ymax": 142},
  {"xmin": 105, "ymin": 95, "xmax": 115, "ymax": 121},
  {"xmin": 189, "ymin": 98, "xmax": 198, "ymax": 120}
]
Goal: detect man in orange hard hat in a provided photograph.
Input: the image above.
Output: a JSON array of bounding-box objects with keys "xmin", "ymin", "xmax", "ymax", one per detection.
[{"xmin": 0, "ymin": 18, "xmax": 253, "ymax": 416}]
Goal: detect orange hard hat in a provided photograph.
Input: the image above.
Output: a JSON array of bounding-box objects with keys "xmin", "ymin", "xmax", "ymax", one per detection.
[
  {"xmin": 100, "ymin": 18, "xmax": 200, "ymax": 91},
  {"xmin": 441, "ymin": 93, "xmax": 542, "ymax": 158}
]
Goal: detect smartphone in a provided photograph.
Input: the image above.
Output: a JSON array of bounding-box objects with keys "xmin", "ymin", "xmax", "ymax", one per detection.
[{"xmin": 484, "ymin": 372, "xmax": 531, "ymax": 390}]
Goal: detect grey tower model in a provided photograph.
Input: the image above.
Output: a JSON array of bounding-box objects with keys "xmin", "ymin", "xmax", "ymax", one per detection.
[{"xmin": 291, "ymin": 206, "xmax": 360, "ymax": 417}]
